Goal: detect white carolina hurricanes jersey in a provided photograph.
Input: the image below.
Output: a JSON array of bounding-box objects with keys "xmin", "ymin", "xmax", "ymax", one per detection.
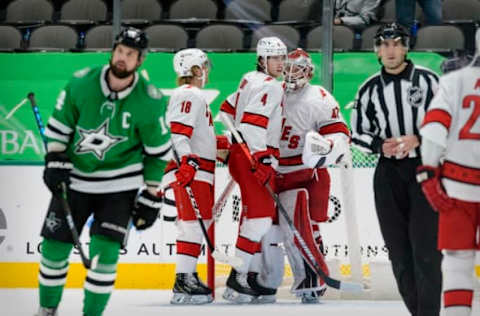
[
  {"xmin": 166, "ymin": 84, "xmax": 216, "ymax": 184},
  {"xmin": 220, "ymin": 70, "xmax": 284, "ymax": 154},
  {"xmin": 420, "ymin": 62, "xmax": 480, "ymax": 202},
  {"xmin": 278, "ymin": 84, "xmax": 350, "ymax": 174}
]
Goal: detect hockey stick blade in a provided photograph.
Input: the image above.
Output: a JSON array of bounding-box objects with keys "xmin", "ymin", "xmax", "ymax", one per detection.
[{"xmin": 211, "ymin": 249, "xmax": 243, "ymax": 269}]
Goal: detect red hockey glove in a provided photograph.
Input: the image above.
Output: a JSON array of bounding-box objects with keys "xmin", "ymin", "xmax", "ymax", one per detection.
[
  {"xmin": 175, "ymin": 155, "xmax": 200, "ymax": 187},
  {"xmin": 252, "ymin": 151, "xmax": 276, "ymax": 186},
  {"xmin": 416, "ymin": 165, "xmax": 456, "ymax": 213},
  {"xmin": 216, "ymin": 135, "xmax": 231, "ymax": 163}
]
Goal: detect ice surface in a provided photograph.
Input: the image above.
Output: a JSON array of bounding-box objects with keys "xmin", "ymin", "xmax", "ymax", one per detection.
[{"xmin": 3, "ymin": 288, "xmax": 478, "ymax": 316}]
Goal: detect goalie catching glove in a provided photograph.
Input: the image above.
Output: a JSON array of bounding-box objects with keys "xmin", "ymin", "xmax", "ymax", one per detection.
[
  {"xmin": 302, "ymin": 131, "xmax": 347, "ymax": 168},
  {"xmin": 416, "ymin": 165, "xmax": 456, "ymax": 213},
  {"xmin": 132, "ymin": 189, "xmax": 163, "ymax": 230},
  {"xmin": 43, "ymin": 151, "xmax": 73, "ymax": 197}
]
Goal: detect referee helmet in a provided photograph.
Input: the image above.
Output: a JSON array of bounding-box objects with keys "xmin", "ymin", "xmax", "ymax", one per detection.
[{"xmin": 374, "ymin": 23, "xmax": 410, "ymax": 51}]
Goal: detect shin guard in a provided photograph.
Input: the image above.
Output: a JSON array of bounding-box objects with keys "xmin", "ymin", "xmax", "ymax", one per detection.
[{"xmin": 83, "ymin": 235, "xmax": 120, "ymax": 316}]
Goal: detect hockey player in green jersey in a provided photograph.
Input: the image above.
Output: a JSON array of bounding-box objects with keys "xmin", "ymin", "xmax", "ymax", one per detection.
[{"xmin": 36, "ymin": 27, "xmax": 171, "ymax": 316}]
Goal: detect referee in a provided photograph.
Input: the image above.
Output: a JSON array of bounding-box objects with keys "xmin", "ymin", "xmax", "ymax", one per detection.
[{"xmin": 350, "ymin": 23, "xmax": 442, "ymax": 316}]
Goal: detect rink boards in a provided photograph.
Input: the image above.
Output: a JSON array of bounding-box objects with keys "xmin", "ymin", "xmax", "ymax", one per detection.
[{"xmin": 0, "ymin": 165, "xmax": 479, "ymax": 289}]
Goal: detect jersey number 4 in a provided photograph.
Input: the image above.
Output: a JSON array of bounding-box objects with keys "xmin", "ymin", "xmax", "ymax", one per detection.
[{"xmin": 459, "ymin": 95, "xmax": 480, "ymax": 140}]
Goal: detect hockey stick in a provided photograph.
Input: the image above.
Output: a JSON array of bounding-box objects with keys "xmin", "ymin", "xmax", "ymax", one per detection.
[
  {"xmin": 170, "ymin": 145, "xmax": 243, "ymax": 269},
  {"xmin": 28, "ymin": 92, "xmax": 97, "ymax": 270},
  {"xmin": 212, "ymin": 177, "xmax": 236, "ymax": 221},
  {"xmin": 220, "ymin": 112, "xmax": 363, "ymax": 292}
]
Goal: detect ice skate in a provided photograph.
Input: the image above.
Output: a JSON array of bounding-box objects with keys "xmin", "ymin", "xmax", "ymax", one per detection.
[
  {"xmin": 223, "ymin": 269, "xmax": 258, "ymax": 303},
  {"xmin": 170, "ymin": 273, "xmax": 213, "ymax": 305},
  {"xmin": 35, "ymin": 307, "xmax": 57, "ymax": 316},
  {"xmin": 247, "ymin": 272, "xmax": 277, "ymax": 304},
  {"xmin": 291, "ymin": 276, "xmax": 326, "ymax": 304}
]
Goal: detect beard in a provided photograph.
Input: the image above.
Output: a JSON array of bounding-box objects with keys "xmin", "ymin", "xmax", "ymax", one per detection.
[{"xmin": 109, "ymin": 59, "xmax": 137, "ymax": 79}]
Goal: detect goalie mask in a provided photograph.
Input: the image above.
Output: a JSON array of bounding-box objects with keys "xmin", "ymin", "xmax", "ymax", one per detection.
[
  {"xmin": 173, "ymin": 48, "xmax": 210, "ymax": 87},
  {"xmin": 284, "ymin": 48, "xmax": 314, "ymax": 92}
]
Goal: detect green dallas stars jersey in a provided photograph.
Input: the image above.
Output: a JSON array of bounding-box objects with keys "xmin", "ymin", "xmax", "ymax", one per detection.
[{"xmin": 44, "ymin": 65, "xmax": 171, "ymax": 194}]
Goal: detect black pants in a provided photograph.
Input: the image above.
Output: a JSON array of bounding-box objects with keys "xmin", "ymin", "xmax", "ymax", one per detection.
[
  {"xmin": 41, "ymin": 189, "xmax": 137, "ymax": 245},
  {"xmin": 374, "ymin": 157, "xmax": 442, "ymax": 316}
]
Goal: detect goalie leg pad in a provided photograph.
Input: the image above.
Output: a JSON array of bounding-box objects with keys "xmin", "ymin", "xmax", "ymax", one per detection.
[
  {"xmin": 306, "ymin": 168, "xmax": 330, "ymax": 223},
  {"xmin": 442, "ymin": 250, "xmax": 475, "ymax": 315},
  {"xmin": 279, "ymin": 189, "xmax": 328, "ymax": 295},
  {"xmin": 84, "ymin": 234, "xmax": 121, "ymax": 316}
]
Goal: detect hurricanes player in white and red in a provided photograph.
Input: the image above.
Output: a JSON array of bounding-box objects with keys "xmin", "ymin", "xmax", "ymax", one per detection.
[
  {"xmin": 416, "ymin": 30, "xmax": 480, "ymax": 316},
  {"xmin": 276, "ymin": 49, "xmax": 350, "ymax": 303},
  {"xmin": 219, "ymin": 37, "xmax": 286, "ymax": 303},
  {"xmin": 164, "ymin": 48, "xmax": 216, "ymax": 305}
]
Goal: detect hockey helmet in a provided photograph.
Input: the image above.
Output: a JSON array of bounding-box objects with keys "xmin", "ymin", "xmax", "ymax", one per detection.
[
  {"xmin": 113, "ymin": 27, "xmax": 148, "ymax": 57},
  {"xmin": 284, "ymin": 48, "xmax": 314, "ymax": 92},
  {"xmin": 257, "ymin": 37, "xmax": 287, "ymax": 58},
  {"xmin": 173, "ymin": 48, "xmax": 210, "ymax": 77},
  {"xmin": 374, "ymin": 23, "xmax": 410, "ymax": 51}
]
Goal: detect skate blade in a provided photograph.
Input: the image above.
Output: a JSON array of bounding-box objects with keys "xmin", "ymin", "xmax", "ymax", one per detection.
[
  {"xmin": 251, "ymin": 294, "xmax": 276, "ymax": 304},
  {"xmin": 170, "ymin": 293, "xmax": 213, "ymax": 305},
  {"xmin": 222, "ymin": 287, "xmax": 256, "ymax": 304}
]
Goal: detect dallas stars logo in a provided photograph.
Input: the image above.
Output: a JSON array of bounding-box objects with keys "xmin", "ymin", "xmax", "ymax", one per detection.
[{"xmin": 75, "ymin": 119, "xmax": 126, "ymax": 160}]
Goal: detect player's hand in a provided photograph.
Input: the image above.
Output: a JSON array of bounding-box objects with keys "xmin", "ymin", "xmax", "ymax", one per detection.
[
  {"xmin": 252, "ymin": 151, "xmax": 276, "ymax": 186},
  {"xmin": 43, "ymin": 151, "xmax": 73, "ymax": 197},
  {"xmin": 416, "ymin": 165, "xmax": 456, "ymax": 212},
  {"xmin": 175, "ymin": 154, "xmax": 200, "ymax": 187},
  {"xmin": 132, "ymin": 189, "xmax": 163, "ymax": 230}
]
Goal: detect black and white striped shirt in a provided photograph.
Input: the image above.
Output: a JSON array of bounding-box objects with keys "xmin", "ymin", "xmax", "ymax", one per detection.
[{"xmin": 351, "ymin": 60, "xmax": 439, "ymax": 158}]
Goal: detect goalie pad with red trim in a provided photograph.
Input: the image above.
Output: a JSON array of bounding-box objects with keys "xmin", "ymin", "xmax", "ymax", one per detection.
[{"xmin": 279, "ymin": 189, "xmax": 329, "ymax": 295}]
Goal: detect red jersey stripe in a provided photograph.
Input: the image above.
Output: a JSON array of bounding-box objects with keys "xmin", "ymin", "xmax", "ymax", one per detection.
[
  {"xmin": 422, "ymin": 109, "xmax": 452, "ymax": 130},
  {"xmin": 220, "ymin": 100, "xmax": 236, "ymax": 117},
  {"xmin": 442, "ymin": 161, "xmax": 480, "ymax": 186},
  {"xmin": 279, "ymin": 155, "xmax": 303, "ymax": 166},
  {"xmin": 319, "ymin": 122, "xmax": 350, "ymax": 137},
  {"xmin": 241, "ymin": 112, "xmax": 269, "ymax": 129},
  {"xmin": 170, "ymin": 121, "xmax": 194, "ymax": 138}
]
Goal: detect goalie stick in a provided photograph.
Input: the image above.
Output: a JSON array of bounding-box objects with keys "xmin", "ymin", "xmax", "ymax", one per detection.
[
  {"xmin": 170, "ymin": 145, "xmax": 243, "ymax": 269},
  {"xmin": 28, "ymin": 92, "xmax": 97, "ymax": 270},
  {"xmin": 220, "ymin": 112, "xmax": 363, "ymax": 292}
]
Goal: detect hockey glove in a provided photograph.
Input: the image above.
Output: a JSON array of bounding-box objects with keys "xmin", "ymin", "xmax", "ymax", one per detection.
[
  {"xmin": 252, "ymin": 151, "xmax": 276, "ymax": 186},
  {"xmin": 132, "ymin": 189, "xmax": 163, "ymax": 230},
  {"xmin": 43, "ymin": 151, "xmax": 73, "ymax": 197},
  {"xmin": 216, "ymin": 135, "xmax": 231, "ymax": 163},
  {"xmin": 416, "ymin": 165, "xmax": 456, "ymax": 213},
  {"xmin": 175, "ymin": 155, "xmax": 200, "ymax": 187}
]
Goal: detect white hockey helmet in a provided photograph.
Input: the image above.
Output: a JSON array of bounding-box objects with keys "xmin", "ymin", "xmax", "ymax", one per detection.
[
  {"xmin": 173, "ymin": 48, "xmax": 209, "ymax": 77},
  {"xmin": 256, "ymin": 36, "xmax": 287, "ymax": 58},
  {"xmin": 284, "ymin": 48, "xmax": 314, "ymax": 92}
]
